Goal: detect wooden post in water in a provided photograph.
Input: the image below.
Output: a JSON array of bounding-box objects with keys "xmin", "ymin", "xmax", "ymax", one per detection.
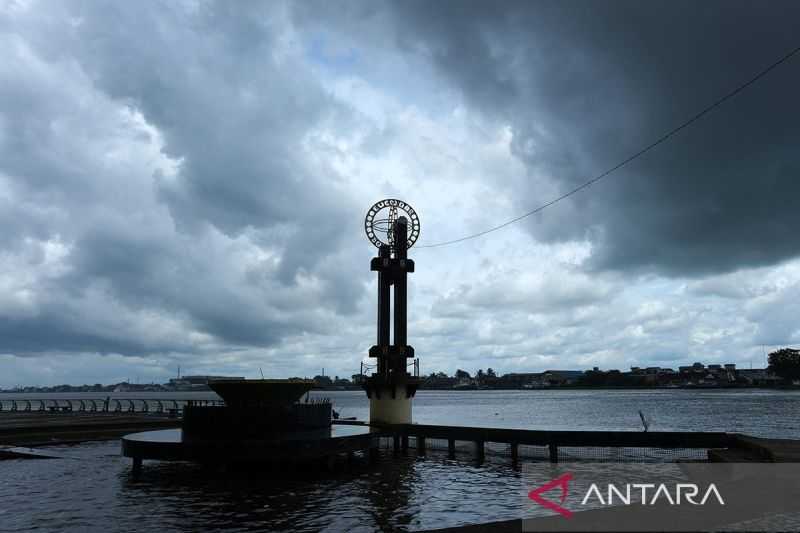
[
  {"xmin": 448, "ymin": 439, "xmax": 456, "ymax": 458},
  {"xmin": 510, "ymin": 442, "xmax": 519, "ymax": 464},
  {"xmin": 418, "ymin": 436, "xmax": 426, "ymax": 455},
  {"xmin": 131, "ymin": 457, "xmax": 142, "ymax": 478},
  {"xmin": 476, "ymin": 441, "xmax": 485, "ymax": 462},
  {"xmin": 369, "ymin": 445, "xmax": 378, "ymax": 464}
]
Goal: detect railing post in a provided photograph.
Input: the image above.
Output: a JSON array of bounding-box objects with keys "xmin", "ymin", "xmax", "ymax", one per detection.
[{"xmin": 549, "ymin": 443, "xmax": 558, "ymax": 463}]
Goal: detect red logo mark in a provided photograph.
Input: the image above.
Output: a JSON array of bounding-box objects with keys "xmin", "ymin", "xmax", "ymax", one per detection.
[{"xmin": 528, "ymin": 472, "xmax": 574, "ymax": 518}]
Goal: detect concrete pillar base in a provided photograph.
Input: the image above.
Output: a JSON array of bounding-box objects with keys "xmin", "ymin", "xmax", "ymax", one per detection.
[{"xmin": 369, "ymin": 385, "xmax": 412, "ymax": 425}]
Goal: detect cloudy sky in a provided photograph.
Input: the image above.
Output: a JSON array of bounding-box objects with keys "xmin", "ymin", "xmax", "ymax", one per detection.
[{"xmin": 2, "ymin": 0, "xmax": 799, "ymax": 387}]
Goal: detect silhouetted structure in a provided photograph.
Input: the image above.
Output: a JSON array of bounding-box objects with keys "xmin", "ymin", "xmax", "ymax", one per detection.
[
  {"xmin": 121, "ymin": 379, "xmax": 377, "ymax": 476},
  {"xmin": 362, "ymin": 200, "xmax": 420, "ymax": 424}
]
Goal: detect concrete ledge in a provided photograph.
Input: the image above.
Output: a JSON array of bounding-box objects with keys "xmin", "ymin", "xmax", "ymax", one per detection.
[{"xmin": 0, "ymin": 412, "xmax": 181, "ymax": 446}]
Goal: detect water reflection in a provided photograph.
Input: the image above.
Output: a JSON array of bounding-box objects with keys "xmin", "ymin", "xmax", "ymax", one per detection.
[
  {"xmin": 4, "ymin": 389, "xmax": 800, "ymax": 531},
  {"xmin": 115, "ymin": 443, "xmax": 524, "ymax": 531}
]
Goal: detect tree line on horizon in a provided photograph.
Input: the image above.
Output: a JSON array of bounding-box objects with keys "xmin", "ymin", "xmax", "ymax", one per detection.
[
  {"xmin": 314, "ymin": 348, "xmax": 800, "ymax": 389},
  {"xmin": 5, "ymin": 349, "xmax": 797, "ymax": 392}
]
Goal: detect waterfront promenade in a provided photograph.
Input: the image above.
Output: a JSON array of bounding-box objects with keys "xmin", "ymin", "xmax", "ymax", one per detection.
[{"xmin": 0, "ymin": 412, "xmax": 180, "ymax": 447}]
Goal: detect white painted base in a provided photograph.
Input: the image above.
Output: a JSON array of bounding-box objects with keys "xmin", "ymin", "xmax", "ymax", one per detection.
[{"xmin": 369, "ymin": 386, "xmax": 413, "ymax": 425}]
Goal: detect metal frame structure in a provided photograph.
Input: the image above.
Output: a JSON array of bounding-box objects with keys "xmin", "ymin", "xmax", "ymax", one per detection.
[{"xmin": 362, "ymin": 202, "xmax": 421, "ymax": 405}]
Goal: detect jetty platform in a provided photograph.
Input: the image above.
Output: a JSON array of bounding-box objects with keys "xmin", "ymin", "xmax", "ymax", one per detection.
[{"xmin": 370, "ymin": 422, "xmax": 800, "ymax": 463}]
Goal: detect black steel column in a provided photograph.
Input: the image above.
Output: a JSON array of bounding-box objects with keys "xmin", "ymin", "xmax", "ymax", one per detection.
[
  {"xmin": 376, "ymin": 244, "xmax": 391, "ymax": 376},
  {"xmin": 365, "ymin": 209, "xmax": 418, "ymax": 403},
  {"xmin": 393, "ymin": 219, "xmax": 408, "ymax": 376}
]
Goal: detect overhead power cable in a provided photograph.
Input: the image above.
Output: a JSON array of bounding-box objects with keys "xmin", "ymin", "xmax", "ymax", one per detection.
[{"xmin": 417, "ymin": 44, "xmax": 800, "ymax": 249}]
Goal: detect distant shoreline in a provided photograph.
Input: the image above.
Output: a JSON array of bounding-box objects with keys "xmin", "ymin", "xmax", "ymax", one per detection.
[
  {"xmin": 3, "ymin": 385, "xmax": 798, "ymax": 395},
  {"xmin": 415, "ymin": 385, "xmax": 800, "ymax": 392},
  {"xmin": 318, "ymin": 385, "xmax": 800, "ymax": 392}
]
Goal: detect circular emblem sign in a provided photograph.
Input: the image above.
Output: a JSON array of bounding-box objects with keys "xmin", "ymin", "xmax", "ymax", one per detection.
[{"xmin": 364, "ymin": 199, "xmax": 421, "ymax": 249}]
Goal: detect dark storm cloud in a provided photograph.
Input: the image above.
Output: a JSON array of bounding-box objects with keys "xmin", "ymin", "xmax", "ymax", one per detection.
[
  {"xmin": 68, "ymin": 2, "xmax": 356, "ymax": 263},
  {"xmin": 0, "ymin": 313, "xmax": 154, "ymax": 356},
  {"xmin": 3, "ymin": 0, "xmax": 798, "ymax": 384},
  {"xmin": 0, "ymin": 1, "xmax": 364, "ymax": 357},
  {"xmin": 310, "ymin": 0, "xmax": 800, "ymax": 276}
]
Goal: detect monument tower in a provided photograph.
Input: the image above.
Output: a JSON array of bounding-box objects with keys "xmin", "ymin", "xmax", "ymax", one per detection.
[{"xmin": 362, "ymin": 199, "xmax": 421, "ymax": 424}]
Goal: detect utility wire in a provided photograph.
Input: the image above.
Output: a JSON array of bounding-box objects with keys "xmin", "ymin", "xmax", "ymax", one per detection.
[{"xmin": 417, "ymin": 44, "xmax": 800, "ymax": 249}]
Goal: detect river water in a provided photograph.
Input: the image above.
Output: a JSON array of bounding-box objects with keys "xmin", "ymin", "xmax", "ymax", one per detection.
[{"xmin": 1, "ymin": 389, "xmax": 798, "ymax": 532}]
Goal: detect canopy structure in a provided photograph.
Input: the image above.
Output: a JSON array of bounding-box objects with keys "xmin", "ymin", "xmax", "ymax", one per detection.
[{"xmin": 208, "ymin": 379, "xmax": 315, "ymax": 407}]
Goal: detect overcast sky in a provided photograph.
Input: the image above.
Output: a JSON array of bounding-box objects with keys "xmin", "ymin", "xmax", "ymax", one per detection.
[{"xmin": 2, "ymin": 0, "xmax": 799, "ymax": 387}]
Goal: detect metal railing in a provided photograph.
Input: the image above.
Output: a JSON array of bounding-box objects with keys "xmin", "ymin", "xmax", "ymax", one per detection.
[
  {"xmin": 358, "ymin": 358, "xmax": 419, "ymax": 379},
  {"xmin": 409, "ymin": 358, "xmax": 419, "ymax": 377},
  {"xmin": 0, "ymin": 398, "xmax": 224, "ymax": 414},
  {"xmin": 360, "ymin": 360, "xmax": 377, "ymax": 378}
]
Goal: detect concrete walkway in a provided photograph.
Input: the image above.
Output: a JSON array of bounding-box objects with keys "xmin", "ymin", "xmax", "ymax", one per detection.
[{"xmin": 0, "ymin": 412, "xmax": 180, "ymax": 447}]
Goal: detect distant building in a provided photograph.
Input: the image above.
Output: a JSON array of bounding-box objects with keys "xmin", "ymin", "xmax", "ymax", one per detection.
[
  {"xmin": 543, "ymin": 370, "xmax": 584, "ymax": 385},
  {"xmin": 501, "ymin": 373, "xmax": 544, "ymax": 388},
  {"xmin": 168, "ymin": 375, "xmax": 244, "ymax": 390},
  {"xmin": 737, "ymin": 369, "xmax": 782, "ymax": 386}
]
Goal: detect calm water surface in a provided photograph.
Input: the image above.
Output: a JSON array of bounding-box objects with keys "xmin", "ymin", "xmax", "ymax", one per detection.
[
  {"xmin": 328, "ymin": 388, "xmax": 800, "ymax": 438},
  {"xmin": 2, "ymin": 389, "xmax": 798, "ymax": 532}
]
